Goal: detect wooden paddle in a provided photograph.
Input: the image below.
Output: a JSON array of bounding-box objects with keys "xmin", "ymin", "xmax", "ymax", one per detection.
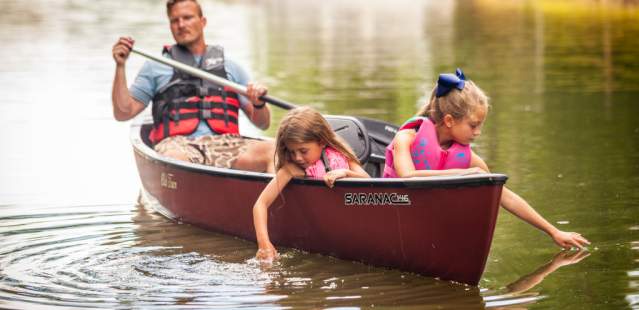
[{"xmin": 131, "ymin": 47, "xmax": 398, "ymax": 148}]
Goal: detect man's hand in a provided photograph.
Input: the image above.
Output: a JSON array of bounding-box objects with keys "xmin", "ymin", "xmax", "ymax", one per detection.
[
  {"xmin": 246, "ymin": 82, "xmax": 268, "ymax": 107},
  {"xmin": 113, "ymin": 37, "xmax": 135, "ymax": 66}
]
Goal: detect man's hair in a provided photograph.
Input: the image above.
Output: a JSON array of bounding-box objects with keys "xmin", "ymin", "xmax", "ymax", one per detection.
[{"xmin": 166, "ymin": 0, "xmax": 203, "ymax": 17}]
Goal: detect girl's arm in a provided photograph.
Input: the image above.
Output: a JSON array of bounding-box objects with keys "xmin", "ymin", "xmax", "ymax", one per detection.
[
  {"xmin": 253, "ymin": 164, "xmax": 300, "ymax": 260},
  {"xmin": 470, "ymin": 152, "xmax": 590, "ymax": 249},
  {"xmin": 393, "ymin": 130, "xmax": 483, "ymax": 178},
  {"xmin": 323, "ymin": 160, "xmax": 370, "ymax": 188}
]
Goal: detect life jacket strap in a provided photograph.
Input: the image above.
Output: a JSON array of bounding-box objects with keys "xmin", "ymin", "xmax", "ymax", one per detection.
[
  {"xmin": 321, "ymin": 148, "xmax": 331, "ymax": 173},
  {"xmin": 168, "ymin": 112, "xmax": 238, "ymax": 123}
]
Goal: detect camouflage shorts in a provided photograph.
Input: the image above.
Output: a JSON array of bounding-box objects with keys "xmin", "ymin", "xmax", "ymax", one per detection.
[{"xmin": 154, "ymin": 134, "xmax": 249, "ymax": 168}]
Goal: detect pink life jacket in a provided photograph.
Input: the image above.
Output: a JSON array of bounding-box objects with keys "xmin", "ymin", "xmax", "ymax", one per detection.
[
  {"xmin": 383, "ymin": 117, "xmax": 471, "ymax": 178},
  {"xmin": 305, "ymin": 147, "xmax": 350, "ymax": 179}
]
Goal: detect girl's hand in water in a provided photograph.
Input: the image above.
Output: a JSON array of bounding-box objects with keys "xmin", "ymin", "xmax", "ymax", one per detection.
[
  {"xmin": 256, "ymin": 245, "xmax": 278, "ymax": 262},
  {"xmin": 323, "ymin": 169, "xmax": 348, "ymax": 188},
  {"xmin": 551, "ymin": 230, "xmax": 591, "ymax": 250}
]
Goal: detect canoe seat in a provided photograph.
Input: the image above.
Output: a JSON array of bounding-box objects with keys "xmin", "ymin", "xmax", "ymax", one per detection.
[
  {"xmin": 355, "ymin": 117, "xmax": 399, "ymax": 178},
  {"xmin": 141, "ymin": 117, "xmax": 391, "ymax": 178},
  {"xmin": 325, "ymin": 115, "xmax": 372, "ymax": 170},
  {"xmin": 141, "ymin": 119, "xmax": 372, "ymax": 164}
]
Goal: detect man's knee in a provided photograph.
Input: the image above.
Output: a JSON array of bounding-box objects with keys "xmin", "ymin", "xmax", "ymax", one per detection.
[
  {"xmin": 154, "ymin": 136, "xmax": 204, "ymax": 164},
  {"xmin": 232, "ymin": 140, "xmax": 274, "ymax": 172},
  {"xmin": 254, "ymin": 140, "xmax": 275, "ymax": 161},
  {"xmin": 242, "ymin": 139, "xmax": 267, "ymax": 153},
  {"xmin": 159, "ymin": 148, "xmax": 201, "ymax": 163}
]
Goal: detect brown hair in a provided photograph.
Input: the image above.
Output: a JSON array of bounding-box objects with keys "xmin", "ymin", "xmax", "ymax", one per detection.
[
  {"xmin": 166, "ymin": 0, "xmax": 203, "ymax": 17},
  {"xmin": 417, "ymin": 80, "xmax": 490, "ymax": 124},
  {"xmin": 275, "ymin": 107, "xmax": 359, "ymax": 170}
]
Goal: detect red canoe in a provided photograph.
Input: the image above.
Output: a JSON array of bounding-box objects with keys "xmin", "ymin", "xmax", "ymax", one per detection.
[{"xmin": 131, "ymin": 119, "xmax": 507, "ymax": 285}]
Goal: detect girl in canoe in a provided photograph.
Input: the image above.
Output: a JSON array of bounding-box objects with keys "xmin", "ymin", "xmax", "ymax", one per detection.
[
  {"xmin": 383, "ymin": 68, "xmax": 590, "ymax": 250},
  {"xmin": 253, "ymin": 107, "xmax": 370, "ymax": 261}
]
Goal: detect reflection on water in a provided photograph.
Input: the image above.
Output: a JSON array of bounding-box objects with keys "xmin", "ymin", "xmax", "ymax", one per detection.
[{"xmin": 0, "ymin": 0, "xmax": 638, "ymax": 308}]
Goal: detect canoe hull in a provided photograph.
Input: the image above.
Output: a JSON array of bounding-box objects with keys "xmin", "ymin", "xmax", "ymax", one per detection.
[{"xmin": 132, "ymin": 122, "xmax": 505, "ymax": 285}]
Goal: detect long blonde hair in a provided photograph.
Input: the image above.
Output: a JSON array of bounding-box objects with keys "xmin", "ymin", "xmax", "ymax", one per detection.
[
  {"xmin": 417, "ymin": 80, "xmax": 490, "ymax": 124},
  {"xmin": 275, "ymin": 107, "xmax": 359, "ymax": 170}
]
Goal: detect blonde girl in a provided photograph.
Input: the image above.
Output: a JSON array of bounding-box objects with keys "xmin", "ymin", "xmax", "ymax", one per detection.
[
  {"xmin": 384, "ymin": 69, "xmax": 590, "ymax": 250},
  {"xmin": 253, "ymin": 107, "xmax": 370, "ymax": 261}
]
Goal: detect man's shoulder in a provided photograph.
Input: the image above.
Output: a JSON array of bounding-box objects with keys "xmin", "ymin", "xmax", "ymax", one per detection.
[
  {"xmin": 140, "ymin": 58, "xmax": 173, "ymax": 75},
  {"xmin": 223, "ymin": 57, "xmax": 244, "ymax": 72},
  {"xmin": 223, "ymin": 57, "xmax": 250, "ymax": 84}
]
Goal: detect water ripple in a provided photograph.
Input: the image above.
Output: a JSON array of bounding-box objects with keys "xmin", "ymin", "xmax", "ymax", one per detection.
[{"xmin": 0, "ymin": 203, "xmax": 542, "ymax": 309}]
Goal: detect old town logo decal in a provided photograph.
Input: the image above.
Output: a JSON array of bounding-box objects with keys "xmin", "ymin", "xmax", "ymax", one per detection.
[
  {"xmin": 160, "ymin": 172, "xmax": 177, "ymax": 190},
  {"xmin": 344, "ymin": 193, "xmax": 411, "ymax": 206}
]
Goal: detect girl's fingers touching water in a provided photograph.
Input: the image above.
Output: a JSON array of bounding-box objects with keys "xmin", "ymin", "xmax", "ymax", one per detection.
[
  {"xmin": 256, "ymin": 247, "xmax": 278, "ymax": 261},
  {"xmin": 552, "ymin": 231, "xmax": 591, "ymax": 250}
]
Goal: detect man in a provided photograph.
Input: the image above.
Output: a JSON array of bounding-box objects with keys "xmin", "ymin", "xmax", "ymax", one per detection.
[{"xmin": 112, "ymin": 0, "xmax": 274, "ymax": 172}]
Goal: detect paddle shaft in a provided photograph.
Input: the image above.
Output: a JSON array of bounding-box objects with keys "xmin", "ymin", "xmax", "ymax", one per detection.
[
  {"xmin": 131, "ymin": 47, "xmax": 297, "ymax": 110},
  {"xmin": 131, "ymin": 47, "xmax": 399, "ymax": 147}
]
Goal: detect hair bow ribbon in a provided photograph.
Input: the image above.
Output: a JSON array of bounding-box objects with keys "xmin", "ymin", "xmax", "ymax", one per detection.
[{"xmin": 435, "ymin": 68, "xmax": 466, "ymax": 97}]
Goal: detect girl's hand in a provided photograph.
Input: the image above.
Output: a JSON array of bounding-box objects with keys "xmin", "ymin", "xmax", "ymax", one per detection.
[
  {"xmin": 256, "ymin": 244, "xmax": 278, "ymax": 262},
  {"xmin": 323, "ymin": 169, "xmax": 349, "ymax": 188},
  {"xmin": 460, "ymin": 167, "xmax": 486, "ymax": 175},
  {"xmin": 551, "ymin": 230, "xmax": 590, "ymax": 250}
]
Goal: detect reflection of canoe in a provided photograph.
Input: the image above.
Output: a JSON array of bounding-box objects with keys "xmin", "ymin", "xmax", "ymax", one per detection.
[{"xmin": 131, "ymin": 119, "xmax": 507, "ymax": 285}]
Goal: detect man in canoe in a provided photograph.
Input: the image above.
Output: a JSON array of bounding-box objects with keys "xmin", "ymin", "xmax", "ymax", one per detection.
[{"xmin": 111, "ymin": 0, "xmax": 274, "ymax": 172}]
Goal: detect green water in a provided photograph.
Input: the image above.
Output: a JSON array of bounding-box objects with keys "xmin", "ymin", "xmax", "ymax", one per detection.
[{"xmin": 0, "ymin": 0, "xmax": 637, "ymax": 308}]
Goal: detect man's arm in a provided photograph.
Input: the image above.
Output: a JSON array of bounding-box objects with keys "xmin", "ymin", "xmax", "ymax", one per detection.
[
  {"xmin": 243, "ymin": 82, "xmax": 270, "ymax": 130},
  {"xmin": 111, "ymin": 37, "xmax": 146, "ymax": 121},
  {"xmin": 226, "ymin": 59, "xmax": 271, "ymax": 130}
]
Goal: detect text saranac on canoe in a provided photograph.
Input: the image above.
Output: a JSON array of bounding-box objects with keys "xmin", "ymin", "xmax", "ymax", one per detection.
[{"xmin": 344, "ymin": 193, "xmax": 411, "ymax": 206}]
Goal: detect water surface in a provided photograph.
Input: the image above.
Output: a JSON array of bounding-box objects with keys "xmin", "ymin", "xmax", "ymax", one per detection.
[{"xmin": 1, "ymin": 0, "xmax": 638, "ymax": 308}]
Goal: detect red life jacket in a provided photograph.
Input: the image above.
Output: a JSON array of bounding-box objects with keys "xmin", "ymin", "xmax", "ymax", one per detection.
[{"xmin": 149, "ymin": 44, "xmax": 241, "ymax": 144}]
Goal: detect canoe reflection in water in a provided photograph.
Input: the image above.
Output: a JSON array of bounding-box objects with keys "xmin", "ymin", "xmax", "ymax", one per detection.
[{"xmin": 129, "ymin": 203, "xmax": 590, "ymax": 308}]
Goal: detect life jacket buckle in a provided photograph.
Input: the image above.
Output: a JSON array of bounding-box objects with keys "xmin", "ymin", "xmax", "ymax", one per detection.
[
  {"xmin": 201, "ymin": 109, "xmax": 212, "ymax": 119},
  {"xmin": 196, "ymin": 86, "xmax": 209, "ymax": 97},
  {"xmin": 199, "ymin": 100, "xmax": 213, "ymax": 119}
]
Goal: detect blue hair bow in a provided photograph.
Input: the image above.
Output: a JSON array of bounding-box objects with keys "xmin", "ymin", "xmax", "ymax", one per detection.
[{"xmin": 435, "ymin": 68, "xmax": 466, "ymax": 97}]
